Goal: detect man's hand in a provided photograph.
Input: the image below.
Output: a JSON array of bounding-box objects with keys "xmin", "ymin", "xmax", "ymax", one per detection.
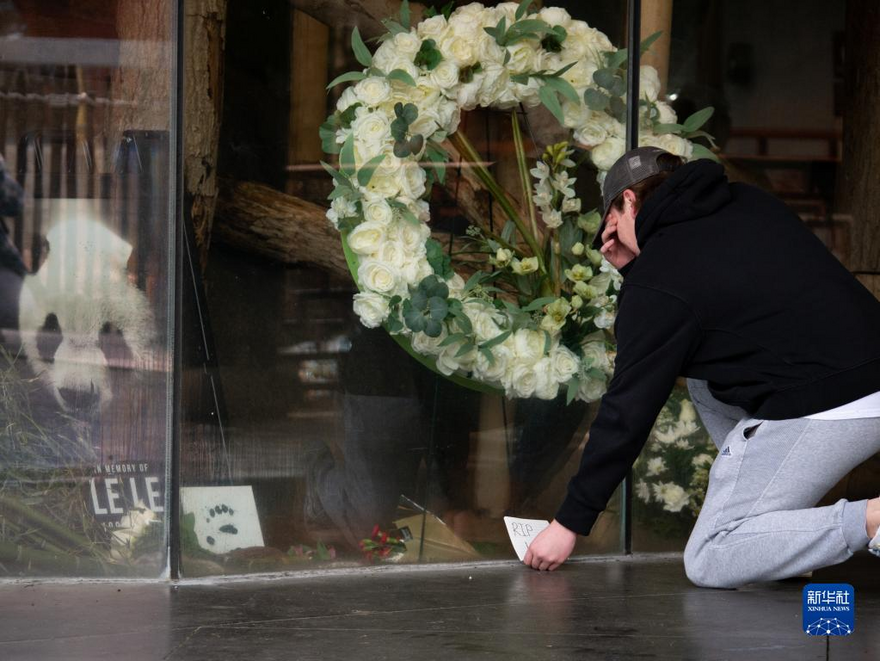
[
  {"xmin": 523, "ymin": 520, "xmax": 577, "ymax": 571},
  {"xmin": 600, "ymin": 216, "xmax": 637, "ymax": 269}
]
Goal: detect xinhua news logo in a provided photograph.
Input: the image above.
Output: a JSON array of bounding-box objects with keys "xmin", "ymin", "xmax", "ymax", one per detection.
[{"xmin": 803, "ymin": 583, "xmax": 855, "ymax": 636}]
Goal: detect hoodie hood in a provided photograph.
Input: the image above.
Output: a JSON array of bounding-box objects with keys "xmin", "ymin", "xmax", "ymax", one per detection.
[{"xmin": 634, "ymin": 159, "xmax": 731, "ymax": 248}]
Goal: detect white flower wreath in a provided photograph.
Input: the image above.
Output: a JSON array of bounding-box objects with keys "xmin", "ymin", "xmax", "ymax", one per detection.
[{"xmin": 321, "ymin": 1, "xmax": 715, "ymax": 402}]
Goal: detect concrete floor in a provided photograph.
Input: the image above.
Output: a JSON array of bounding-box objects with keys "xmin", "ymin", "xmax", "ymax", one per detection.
[{"xmin": 0, "ymin": 551, "xmax": 877, "ymax": 661}]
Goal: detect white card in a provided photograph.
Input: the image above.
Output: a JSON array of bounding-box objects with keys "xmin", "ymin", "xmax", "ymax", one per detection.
[
  {"xmin": 503, "ymin": 516, "xmax": 550, "ymax": 561},
  {"xmin": 181, "ymin": 486, "xmax": 265, "ymax": 555}
]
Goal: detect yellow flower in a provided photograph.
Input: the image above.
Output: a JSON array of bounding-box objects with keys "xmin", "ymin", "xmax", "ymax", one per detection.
[
  {"xmin": 540, "ymin": 298, "xmax": 571, "ymax": 332},
  {"xmin": 511, "ymin": 257, "xmax": 539, "ymax": 275},
  {"xmin": 564, "ymin": 264, "xmax": 593, "ymax": 282}
]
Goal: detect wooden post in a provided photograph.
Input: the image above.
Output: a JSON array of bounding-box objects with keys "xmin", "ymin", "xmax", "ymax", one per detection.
[
  {"xmin": 287, "ymin": 10, "xmax": 330, "ymax": 195},
  {"xmin": 639, "ymin": 0, "xmax": 674, "ymax": 97},
  {"xmin": 840, "ymin": 0, "xmax": 880, "ymax": 297},
  {"xmin": 183, "ymin": 0, "xmax": 228, "ymax": 269}
]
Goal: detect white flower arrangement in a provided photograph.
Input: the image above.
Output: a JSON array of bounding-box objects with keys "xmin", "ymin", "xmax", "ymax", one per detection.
[
  {"xmin": 321, "ymin": 1, "xmax": 716, "ymax": 402},
  {"xmin": 633, "ymin": 391, "xmax": 717, "ymax": 536}
]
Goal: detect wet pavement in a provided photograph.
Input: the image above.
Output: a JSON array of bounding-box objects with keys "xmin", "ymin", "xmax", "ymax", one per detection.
[{"xmin": 0, "ymin": 551, "xmax": 877, "ymax": 660}]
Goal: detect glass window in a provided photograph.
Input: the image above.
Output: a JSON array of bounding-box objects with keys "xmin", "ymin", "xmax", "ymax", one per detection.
[
  {"xmin": 632, "ymin": 0, "xmax": 880, "ymax": 552},
  {"xmin": 0, "ymin": 1, "xmax": 175, "ymax": 576},
  {"xmin": 179, "ymin": 0, "xmax": 629, "ymax": 576}
]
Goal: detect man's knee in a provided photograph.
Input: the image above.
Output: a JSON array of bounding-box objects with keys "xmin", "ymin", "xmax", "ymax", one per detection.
[{"xmin": 684, "ymin": 536, "xmax": 740, "ymax": 589}]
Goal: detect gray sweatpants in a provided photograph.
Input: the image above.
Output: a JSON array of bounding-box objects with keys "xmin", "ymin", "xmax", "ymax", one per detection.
[{"xmin": 683, "ymin": 378, "xmax": 880, "ymax": 589}]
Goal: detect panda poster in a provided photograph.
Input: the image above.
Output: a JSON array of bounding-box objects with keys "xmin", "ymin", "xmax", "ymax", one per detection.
[{"xmin": 0, "ymin": 153, "xmax": 172, "ymax": 576}]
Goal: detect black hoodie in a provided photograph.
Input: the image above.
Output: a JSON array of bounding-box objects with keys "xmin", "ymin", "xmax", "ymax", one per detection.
[{"xmin": 555, "ymin": 159, "xmax": 880, "ymax": 536}]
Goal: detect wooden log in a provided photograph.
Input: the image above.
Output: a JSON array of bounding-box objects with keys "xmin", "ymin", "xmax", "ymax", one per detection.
[
  {"xmin": 183, "ymin": 0, "xmax": 228, "ymax": 270},
  {"xmin": 213, "ymin": 177, "xmax": 488, "ymax": 281}
]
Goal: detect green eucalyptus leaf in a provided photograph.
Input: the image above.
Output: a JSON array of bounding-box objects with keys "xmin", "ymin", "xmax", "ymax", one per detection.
[
  {"xmin": 691, "ymin": 143, "xmax": 719, "ymax": 162},
  {"xmin": 538, "ymin": 85, "xmax": 565, "ymax": 124},
  {"xmin": 326, "ymin": 70, "xmax": 367, "ymax": 89},
  {"xmin": 521, "ymin": 296, "xmax": 558, "ymax": 312},
  {"xmin": 400, "ymin": 0, "xmax": 410, "ymax": 28},
  {"xmin": 542, "ymin": 76, "xmax": 579, "ymax": 105},
  {"xmin": 381, "ymin": 18, "xmax": 408, "ymax": 36},
  {"xmin": 653, "ymin": 122, "xmax": 685, "ymax": 135},
  {"xmin": 551, "ymin": 61, "xmax": 577, "ymax": 77},
  {"xmin": 428, "ymin": 296, "xmax": 449, "ymax": 320},
  {"xmin": 604, "ymin": 48, "xmax": 628, "ymax": 70},
  {"xmin": 566, "ymin": 376, "xmax": 580, "ymax": 405},
  {"xmin": 683, "ymin": 107, "xmax": 715, "ymax": 133},
  {"xmin": 340, "ymin": 133, "xmax": 356, "ymax": 176},
  {"xmin": 393, "ymin": 140, "xmax": 412, "ymax": 158},
  {"xmin": 593, "ymin": 68, "xmax": 618, "ymax": 91},
  {"xmin": 455, "ymin": 341, "xmax": 476, "ymax": 358},
  {"xmin": 387, "ymin": 69, "xmax": 417, "ymax": 86},
  {"xmin": 515, "ymin": 0, "xmax": 533, "ymax": 20},
  {"xmin": 640, "ymin": 30, "xmax": 663, "ymax": 54},
  {"xmin": 321, "ymin": 160, "xmax": 352, "ymax": 188},
  {"xmin": 584, "ymin": 88, "xmax": 610, "ymax": 111},
  {"xmin": 440, "ymin": 332, "xmax": 467, "ymax": 347},
  {"xmin": 351, "ymin": 27, "xmax": 372, "ymax": 67},
  {"xmin": 501, "ymin": 220, "xmax": 516, "ymax": 244},
  {"xmin": 480, "ymin": 329, "xmax": 512, "ymax": 350},
  {"xmin": 408, "ymin": 134, "xmax": 424, "ymax": 154},
  {"xmin": 356, "ymin": 153, "xmax": 386, "ymax": 187},
  {"xmin": 424, "ymin": 319, "xmax": 443, "ymax": 338}
]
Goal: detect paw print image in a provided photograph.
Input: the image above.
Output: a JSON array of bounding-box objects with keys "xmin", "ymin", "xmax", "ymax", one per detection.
[{"xmin": 204, "ymin": 503, "xmax": 238, "ymax": 548}]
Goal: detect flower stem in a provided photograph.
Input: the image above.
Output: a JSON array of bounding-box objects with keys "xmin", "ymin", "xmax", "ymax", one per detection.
[
  {"xmin": 510, "ymin": 110, "xmax": 540, "ymax": 243},
  {"xmin": 450, "ymin": 131, "xmax": 546, "ymax": 274}
]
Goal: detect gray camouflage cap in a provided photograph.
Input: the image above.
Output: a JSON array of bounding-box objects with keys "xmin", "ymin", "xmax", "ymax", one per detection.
[{"xmin": 592, "ymin": 146, "xmax": 671, "ymax": 249}]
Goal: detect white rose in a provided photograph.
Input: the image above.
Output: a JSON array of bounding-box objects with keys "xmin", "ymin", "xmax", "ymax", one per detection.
[
  {"xmin": 477, "ymin": 63, "xmax": 510, "ymax": 106},
  {"xmin": 417, "ymin": 15, "xmax": 448, "ymax": 40},
  {"xmin": 399, "ymin": 163, "xmax": 427, "ymax": 200},
  {"xmin": 464, "ymin": 300, "xmax": 503, "ymax": 342},
  {"xmin": 655, "ymin": 100, "xmax": 677, "ymax": 125},
  {"xmin": 354, "ymin": 77, "xmax": 392, "ymax": 107},
  {"xmin": 477, "ymin": 34, "xmax": 505, "ymax": 66},
  {"xmin": 533, "ymin": 357, "xmax": 560, "ymax": 400},
  {"xmin": 365, "ymin": 171, "xmax": 401, "ymax": 197},
  {"xmin": 436, "ymin": 100, "xmax": 461, "ymax": 134},
  {"xmin": 439, "ymin": 32, "xmax": 476, "ymax": 67},
  {"xmin": 640, "ymin": 65, "xmax": 661, "ymax": 102},
  {"xmin": 512, "ymin": 328, "xmax": 545, "ymax": 364},
  {"xmin": 378, "ymin": 240, "xmax": 408, "ymax": 269},
  {"xmin": 437, "ymin": 341, "xmax": 476, "ymax": 376},
  {"xmin": 411, "ymin": 324, "xmax": 448, "ymax": 355},
  {"xmin": 590, "ymin": 136, "xmax": 626, "ymax": 171},
  {"xmin": 336, "ymin": 87, "xmax": 359, "ymax": 112},
  {"xmin": 392, "ymin": 31, "xmax": 421, "ymax": 57},
  {"xmin": 506, "ymin": 361, "xmax": 538, "ymax": 398},
  {"xmin": 594, "ymin": 308, "xmax": 616, "ymax": 329},
  {"xmin": 581, "ymin": 341, "xmax": 609, "ymax": 372},
  {"xmin": 396, "ymin": 220, "xmax": 430, "ymax": 253},
  {"xmin": 562, "ymin": 100, "xmax": 591, "ymax": 129},
  {"xmin": 574, "ymin": 122, "xmax": 608, "ymax": 148},
  {"xmin": 567, "ymin": 22, "xmax": 613, "ymax": 54},
  {"xmin": 358, "ymin": 259, "xmax": 399, "ymax": 294},
  {"xmin": 506, "ymin": 42, "xmax": 541, "ymax": 75},
  {"xmin": 372, "ymin": 40, "xmax": 398, "ymax": 72},
  {"xmin": 363, "ymin": 198, "xmax": 394, "ymax": 225},
  {"xmin": 539, "ymin": 7, "xmax": 571, "ymax": 26},
  {"xmin": 351, "ymin": 110, "xmax": 392, "ymax": 149},
  {"xmin": 352, "ymin": 292, "xmax": 390, "ymax": 328},
  {"xmin": 550, "ymin": 345, "xmax": 579, "ymax": 382},
  {"xmin": 577, "ymin": 375, "xmax": 607, "ymax": 402},
  {"xmin": 474, "ymin": 344, "xmax": 511, "ymax": 383},
  {"xmin": 348, "ymin": 221, "xmax": 386, "ymax": 256},
  {"xmin": 562, "ymin": 60, "xmax": 598, "ymax": 90},
  {"xmin": 456, "ymin": 77, "xmax": 482, "ymax": 110},
  {"xmin": 430, "ymin": 59, "xmax": 460, "ymax": 90}
]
